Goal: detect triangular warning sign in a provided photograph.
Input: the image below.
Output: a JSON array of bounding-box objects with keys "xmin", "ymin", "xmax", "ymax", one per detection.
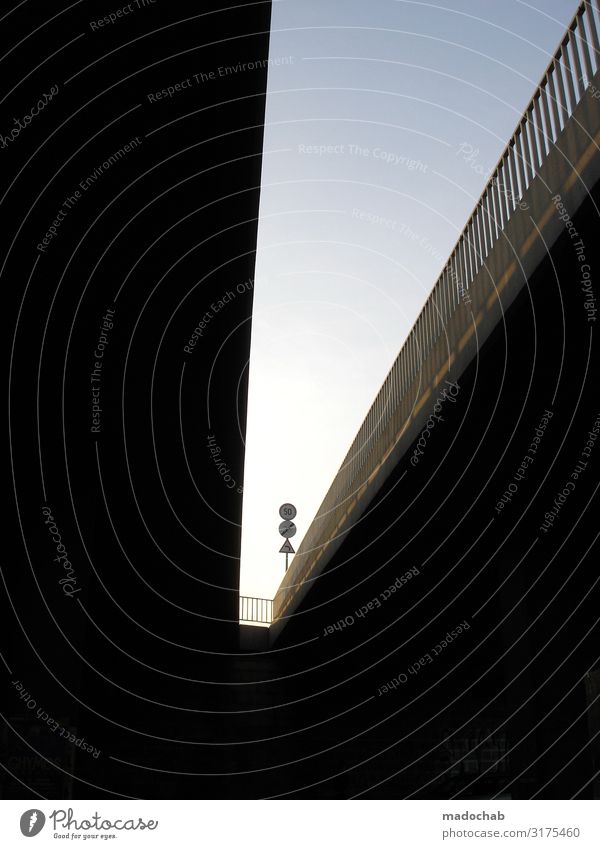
[{"xmin": 279, "ymin": 539, "xmax": 295, "ymax": 554}]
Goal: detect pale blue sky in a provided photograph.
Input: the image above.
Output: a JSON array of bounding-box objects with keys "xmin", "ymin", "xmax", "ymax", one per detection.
[{"xmin": 240, "ymin": 0, "xmax": 582, "ymax": 602}]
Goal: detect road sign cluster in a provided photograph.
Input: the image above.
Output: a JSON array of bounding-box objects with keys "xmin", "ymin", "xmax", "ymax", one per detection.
[{"xmin": 278, "ymin": 503, "xmax": 297, "ymax": 565}]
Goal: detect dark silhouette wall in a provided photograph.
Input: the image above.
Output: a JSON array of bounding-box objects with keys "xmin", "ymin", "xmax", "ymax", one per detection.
[{"xmin": 3, "ymin": 0, "xmax": 272, "ymax": 799}]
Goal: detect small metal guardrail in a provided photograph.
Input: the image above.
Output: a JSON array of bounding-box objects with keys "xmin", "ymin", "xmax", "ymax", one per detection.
[{"xmin": 239, "ymin": 595, "xmax": 273, "ymax": 624}]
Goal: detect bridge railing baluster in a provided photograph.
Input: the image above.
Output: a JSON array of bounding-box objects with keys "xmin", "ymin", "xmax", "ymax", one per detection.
[
  {"xmin": 474, "ymin": 204, "xmax": 485, "ymax": 271},
  {"xmin": 465, "ymin": 226, "xmax": 475, "ymax": 284},
  {"xmin": 554, "ymin": 48, "xmax": 571, "ymax": 126},
  {"xmin": 512, "ymin": 130, "xmax": 527, "ymax": 199},
  {"xmin": 532, "ymin": 96, "xmax": 545, "ymax": 166},
  {"xmin": 474, "ymin": 217, "xmax": 481, "ymax": 276},
  {"xmin": 520, "ymin": 118, "xmax": 534, "ymax": 187},
  {"xmin": 569, "ymin": 24, "xmax": 586, "ymax": 99},
  {"xmin": 480, "ymin": 192, "xmax": 492, "ymax": 259},
  {"xmin": 584, "ymin": 2, "xmax": 600, "ymax": 66},
  {"xmin": 562, "ymin": 36, "xmax": 579, "ymax": 107},
  {"xmin": 539, "ymin": 81, "xmax": 554, "ymax": 154},
  {"xmin": 546, "ymin": 70, "xmax": 562, "ymax": 140},
  {"xmin": 488, "ymin": 166, "xmax": 501, "ymax": 239},
  {"xmin": 577, "ymin": 9, "xmax": 594, "ymax": 83}
]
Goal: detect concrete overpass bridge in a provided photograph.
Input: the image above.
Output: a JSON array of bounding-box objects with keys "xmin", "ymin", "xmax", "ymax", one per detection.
[
  {"xmin": 272, "ymin": 0, "xmax": 600, "ymax": 638},
  {"xmin": 242, "ymin": 1, "xmax": 600, "ymax": 798}
]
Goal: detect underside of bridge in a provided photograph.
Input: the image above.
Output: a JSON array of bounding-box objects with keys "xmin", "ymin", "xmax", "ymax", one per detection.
[
  {"xmin": 4, "ymin": 0, "xmax": 600, "ymax": 802},
  {"xmin": 251, "ymin": 78, "xmax": 600, "ymax": 796},
  {"xmin": 3, "ymin": 0, "xmax": 272, "ymax": 799},
  {"xmin": 250, "ymin": 46, "xmax": 600, "ymax": 800},
  {"xmin": 261, "ymin": 178, "xmax": 600, "ymax": 799}
]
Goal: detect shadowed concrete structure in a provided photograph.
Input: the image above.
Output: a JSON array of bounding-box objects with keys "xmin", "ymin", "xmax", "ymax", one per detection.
[
  {"xmin": 4, "ymin": 0, "xmax": 600, "ymax": 802},
  {"xmin": 258, "ymin": 2, "xmax": 600, "ymax": 798},
  {"xmin": 272, "ymin": 6, "xmax": 600, "ymax": 637},
  {"xmin": 3, "ymin": 0, "xmax": 273, "ymax": 799}
]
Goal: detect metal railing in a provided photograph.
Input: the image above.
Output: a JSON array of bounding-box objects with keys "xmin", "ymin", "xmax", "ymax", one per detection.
[
  {"xmin": 274, "ymin": 1, "xmax": 600, "ymax": 621},
  {"xmin": 239, "ymin": 595, "xmax": 273, "ymax": 624}
]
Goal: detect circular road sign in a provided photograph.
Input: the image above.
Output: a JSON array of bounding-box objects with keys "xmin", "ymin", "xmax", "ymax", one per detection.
[
  {"xmin": 278, "ymin": 520, "xmax": 297, "ymax": 538},
  {"xmin": 279, "ymin": 503, "xmax": 297, "ymax": 520}
]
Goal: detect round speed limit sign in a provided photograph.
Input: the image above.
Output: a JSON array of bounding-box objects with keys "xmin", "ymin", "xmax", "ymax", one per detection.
[{"xmin": 279, "ymin": 503, "xmax": 297, "ymax": 520}]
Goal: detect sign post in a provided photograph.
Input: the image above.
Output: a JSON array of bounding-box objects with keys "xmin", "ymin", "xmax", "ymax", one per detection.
[{"xmin": 278, "ymin": 504, "xmax": 297, "ymax": 571}]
